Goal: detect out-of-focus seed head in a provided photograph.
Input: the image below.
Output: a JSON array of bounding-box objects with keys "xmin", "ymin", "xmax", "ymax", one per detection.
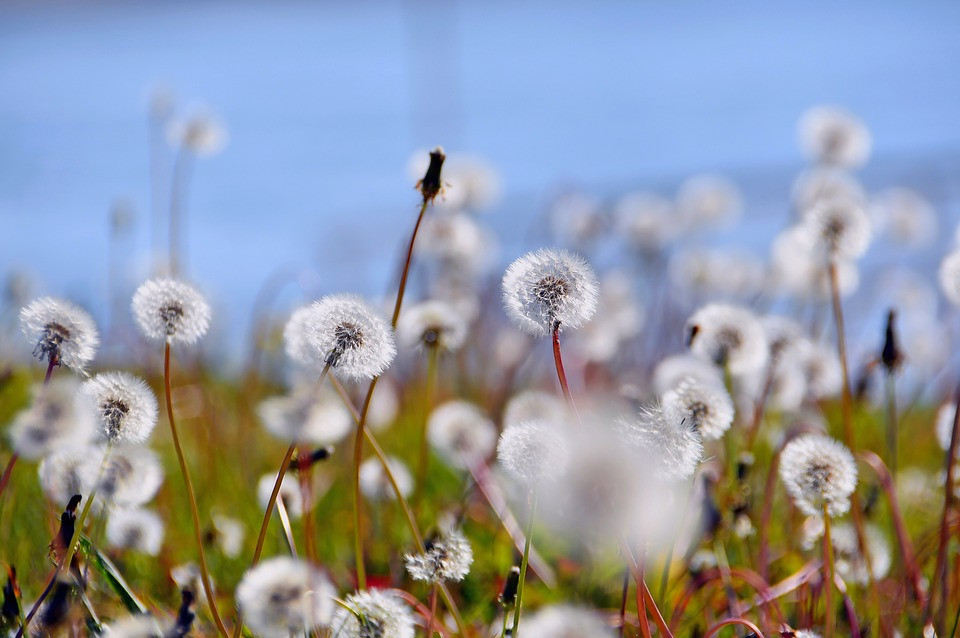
[
  {"xmin": 94, "ymin": 446, "xmax": 165, "ymax": 509},
  {"xmin": 167, "ymin": 109, "xmax": 228, "ymax": 156},
  {"xmin": 496, "ymin": 420, "xmax": 570, "ymax": 489},
  {"xmin": 285, "ymin": 294, "xmax": 396, "ymax": 381},
  {"xmin": 615, "ymin": 191, "xmax": 679, "ymax": 255},
  {"xmin": 936, "ymin": 402, "xmax": 957, "ymax": 451},
  {"xmin": 256, "ymin": 472, "xmax": 308, "ymax": 519},
  {"xmin": 801, "ymin": 341, "xmax": 844, "ymax": 401},
  {"xmin": 358, "ymin": 455, "xmax": 413, "ymax": 502},
  {"xmin": 939, "ymin": 249, "xmax": 960, "ymax": 308},
  {"xmin": 798, "ymin": 105, "xmax": 872, "ymax": 168},
  {"xmin": 652, "ymin": 354, "xmax": 725, "ymax": 395},
  {"xmin": 82, "ymin": 372, "xmax": 159, "ymax": 446},
  {"xmin": 502, "ymin": 248, "xmax": 599, "ymax": 337},
  {"xmin": 213, "ymin": 515, "xmax": 245, "ymax": 558},
  {"xmin": 132, "ymin": 278, "xmax": 211, "ymax": 345},
  {"xmin": 685, "ymin": 303, "xmax": 768, "ymax": 376},
  {"xmin": 522, "ymin": 605, "xmax": 610, "ymax": 638},
  {"xmin": 396, "ymin": 300, "xmax": 468, "ymax": 352},
  {"xmin": 9, "ymin": 378, "xmax": 96, "ymax": 460},
  {"xmin": 428, "ymin": 401, "xmax": 497, "ymax": 469},
  {"xmin": 38, "ymin": 446, "xmax": 96, "ymax": 509},
  {"xmin": 502, "ymin": 391, "xmax": 568, "ymax": 429},
  {"xmin": 871, "ymin": 187, "xmax": 937, "ymax": 248},
  {"xmin": 676, "ymin": 174, "xmax": 742, "ymax": 229},
  {"xmin": 661, "ymin": 377, "xmax": 734, "ymax": 441},
  {"xmin": 20, "ymin": 297, "xmax": 99, "ymax": 370},
  {"xmin": 404, "ymin": 527, "xmax": 474, "ymax": 583},
  {"xmin": 792, "ymin": 167, "xmax": 866, "ymax": 215},
  {"xmin": 102, "ymin": 614, "xmax": 165, "ymax": 637},
  {"xmin": 831, "ymin": 521, "xmax": 891, "ymax": 586},
  {"xmin": 800, "ymin": 197, "xmax": 872, "ymax": 260},
  {"xmin": 257, "ymin": 386, "xmax": 352, "ymax": 446},
  {"xmin": 235, "ymin": 557, "xmax": 336, "ymax": 638},
  {"xmin": 330, "ymin": 589, "xmax": 415, "ymax": 638},
  {"xmin": 779, "ymin": 433, "xmax": 857, "ymax": 518},
  {"xmin": 615, "ymin": 402, "xmax": 703, "ymax": 483},
  {"xmin": 105, "ymin": 509, "xmax": 165, "ymax": 556}
]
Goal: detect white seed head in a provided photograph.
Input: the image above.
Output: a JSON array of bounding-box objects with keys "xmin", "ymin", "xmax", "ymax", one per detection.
[
  {"xmin": 236, "ymin": 557, "xmax": 336, "ymax": 638},
  {"xmin": 936, "ymin": 402, "xmax": 957, "ymax": 451},
  {"xmin": 939, "ymin": 250, "xmax": 960, "ymax": 307},
  {"xmin": 95, "ymin": 446, "xmax": 165, "ymax": 509},
  {"xmin": 769, "ymin": 225, "xmax": 861, "ymax": 301},
  {"xmin": 801, "ymin": 341, "xmax": 844, "ymax": 401},
  {"xmin": 8, "ymin": 378, "xmax": 96, "ymax": 460},
  {"xmin": 285, "ymin": 294, "xmax": 396, "ymax": 381},
  {"xmin": 404, "ymin": 528, "xmax": 474, "ymax": 583},
  {"xmin": 522, "ymin": 605, "xmax": 610, "ymax": 638},
  {"xmin": 502, "ymin": 391, "xmax": 568, "ymax": 429},
  {"xmin": 615, "ymin": 191, "xmax": 678, "ymax": 254},
  {"xmin": 358, "ymin": 455, "xmax": 413, "ymax": 502},
  {"xmin": 213, "ymin": 515, "xmax": 246, "ymax": 558},
  {"xmin": 676, "ymin": 174, "xmax": 742, "ymax": 228},
  {"xmin": 416, "ymin": 211, "xmax": 497, "ymax": 274},
  {"xmin": 82, "ymin": 372, "xmax": 159, "ymax": 446},
  {"xmin": 615, "ymin": 402, "xmax": 703, "ymax": 483},
  {"xmin": 661, "ymin": 377, "xmax": 734, "ymax": 441},
  {"xmin": 20, "ymin": 296, "xmax": 99, "ymax": 370},
  {"xmin": 257, "ymin": 472, "xmax": 307, "ymax": 518},
  {"xmin": 397, "ymin": 300, "xmax": 468, "ymax": 352},
  {"xmin": 871, "ymin": 188, "xmax": 937, "ymax": 248},
  {"xmin": 132, "ymin": 278, "xmax": 211, "ymax": 344},
  {"xmin": 779, "ymin": 434, "xmax": 857, "ymax": 518},
  {"xmin": 167, "ymin": 110, "xmax": 228, "ymax": 156},
  {"xmin": 685, "ymin": 304, "xmax": 768, "ymax": 376},
  {"xmin": 799, "ymin": 105, "xmax": 872, "ymax": 168},
  {"xmin": 502, "ymin": 248, "xmax": 599, "ymax": 337},
  {"xmin": 428, "ymin": 401, "xmax": 497, "ymax": 469},
  {"xmin": 669, "ymin": 248, "xmax": 765, "ymax": 299},
  {"xmin": 652, "ymin": 353, "xmax": 724, "ymax": 395},
  {"xmin": 105, "ymin": 509, "xmax": 165, "ymax": 555},
  {"xmin": 366, "ymin": 378, "xmax": 399, "ymax": 432},
  {"xmin": 103, "ymin": 615, "xmax": 165, "ymax": 638},
  {"xmin": 171, "ymin": 563, "xmax": 210, "ymax": 604},
  {"xmin": 38, "ymin": 446, "xmax": 97, "ymax": 509},
  {"xmin": 257, "ymin": 386, "xmax": 352, "ymax": 446},
  {"xmin": 793, "ymin": 631, "xmax": 823, "ymax": 638},
  {"xmin": 330, "ymin": 589, "xmax": 415, "ymax": 638},
  {"xmin": 496, "ymin": 420, "xmax": 569, "ymax": 489},
  {"xmin": 792, "ymin": 167, "xmax": 866, "ymax": 214},
  {"xmin": 801, "ymin": 197, "xmax": 872, "ymax": 260},
  {"xmin": 831, "ymin": 521, "xmax": 891, "ymax": 586}
]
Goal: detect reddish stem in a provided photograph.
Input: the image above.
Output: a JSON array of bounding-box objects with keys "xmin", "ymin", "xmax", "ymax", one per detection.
[
  {"xmin": 551, "ymin": 322, "xmax": 581, "ymax": 423},
  {"xmin": 703, "ymin": 618, "xmax": 765, "ymax": 638},
  {"xmin": 931, "ymin": 378, "xmax": 960, "ymax": 633}
]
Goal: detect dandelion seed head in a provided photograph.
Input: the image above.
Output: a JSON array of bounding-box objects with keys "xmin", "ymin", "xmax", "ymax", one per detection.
[
  {"xmin": 286, "ymin": 294, "xmax": 396, "ymax": 381},
  {"xmin": 416, "ymin": 211, "xmax": 497, "ymax": 274},
  {"xmin": 801, "ymin": 341, "xmax": 843, "ymax": 400},
  {"xmin": 799, "ymin": 105, "xmax": 872, "ymax": 168},
  {"xmin": 257, "ymin": 386, "xmax": 352, "ymax": 446},
  {"xmin": 213, "ymin": 515, "xmax": 245, "ymax": 558},
  {"xmin": 615, "ymin": 191, "xmax": 678, "ymax": 254},
  {"xmin": 522, "ymin": 605, "xmax": 610, "ymax": 638},
  {"xmin": 404, "ymin": 528, "xmax": 474, "ymax": 583},
  {"xmin": 366, "ymin": 378, "xmax": 399, "ymax": 432},
  {"xmin": 669, "ymin": 248, "xmax": 765, "ymax": 300},
  {"xmin": 359, "ymin": 455, "xmax": 413, "ymax": 502},
  {"xmin": 103, "ymin": 614, "xmax": 165, "ymax": 638},
  {"xmin": 779, "ymin": 434, "xmax": 857, "ymax": 518},
  {"xmin": 428, "ymin": 401, "xmax": 497, "ymax": 469},
  {"xmin": 939, "ymin": 250, "xmax": 960, "ymax": 307},
  {"xmin": 792, "ymin": 631, "xmax": 823, "ymax": 638},
  {"xmin": 170, "ymin": 563, "xmax": 209, "ymax": 605},
  {"xmin": 936, "ymin": 402, "xmax": 957, "ymax": 451},
  {"xmin": 652, "ymin": 354, "xmax": 724, "ymax": 395},
  {"xmin": 38, "ymin": 446, "xmax": 96, "ymax": 509},
  {"xmin": 801, "ymin": 197, "xmax": 872, "ymax": 260},
  {"xmin": 497, "ymin": 420, "xmax": 569, "ymax": 489},
  {"xmin": 95, "ymin": 446, "xmax": 165, "ymax": 508},
  {"xmin": 831, "ymin": 522, "xmax": 891, "ymax": 585},
  {"xmin": 132, "ymin": 278, "xmax": 211, "ymax": 344},
  {"xmin": 167, "ymin": 110, "xmax": 227, "ymax": 156},
  {"xmin": 502, "ymin": 391, "xmax": 568, "ymax": 429},
  {"xmin": 685, "ymin": 303, "xmax": 768, "ymax": 375},
  {"xmin": 257, "ymin": 472, "xmax": 306, "ymax": 518},
  {"xmin": 19, "ymin": 297, "xmax": 99, "ymax": 370},
  {"xmin": 82, "ymin": 372, "xmax": 159, "ymax": 446},
  {"xmin": 396, "ymin": 300, "xmax": 468, "ymax": 352},
  {"xmin": 502, "ymin": 248, "xmax": 599, "ymax": 337},
  {"xmin": 871, "ymin": 188, "xmax": 937, "ymax": 248},
  {"xmin": 236, "ymin": 557, "xmax": 336, "ymax": 638},
  {"xmin": 792, "ymin": 167, "xmax": 866, "ymax": 214},
  {"xmin": 661, "ymin": 377, "xmax": 734, "ymax": 441},
  {"xmin": 676, "ymin": 174, "xmax": 742, "ymax": 228},
  {"xmin": 615, "ymin": 402, "xmax": 703, "ymax": 482},
  {"xmin": 106, "ymin": 509, "xmax": 164, "ymax": 556},
  {"xmin": 330, "ymin": 590, "xmax": 415, "ymax": 638},
  {"xmin": 9, "ymin": 378, "xmax": 96, "ymax": 460}
]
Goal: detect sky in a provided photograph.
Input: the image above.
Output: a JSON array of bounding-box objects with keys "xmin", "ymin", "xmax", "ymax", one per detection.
[{"xmin": 2, "ymin": 0, "xmax": 960, "ymax": 353}]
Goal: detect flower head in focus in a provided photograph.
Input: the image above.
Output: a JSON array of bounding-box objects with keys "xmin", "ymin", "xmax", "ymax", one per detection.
[
  {"xmin": 404, "ymin": 528, "xmax": 474, "ymax": 583},
  {"xmin": 132, "ymin": 278, "xmax": 211, "ymax": 345},
  {"xmin": 20, "ymin": 297, "xmax": 99, "ymax": 370},
  {"xmin": 82, "ymin": 372, "xmax": 159, "ymax": 446}
]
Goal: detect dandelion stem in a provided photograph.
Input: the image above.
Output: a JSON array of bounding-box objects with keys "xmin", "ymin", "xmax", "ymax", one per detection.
[
  {"xmin": 298, "ymin": 446, "xmax": 318, "ymax": 564},
  {"xmin": 275, "ymin": 496, "xmax": 298, "ymax": 558},
  {"xmin": 618, "ymin": 568, "xmax": 629, "ymax": 638},
  {"xmin": 931, "ymin": 377, "xmax": 960, "ymax": 635},
  {"xmin": 885, "ymin": 371, "xmax": 898, "ymax": 479},
  {"xmin": 164, "ymin": 342, "xmax": 228, "ymax": 636},
  {"xmin": 551, "ymin": 322, "xmax": 580, "ymax": 423},
  {"xmin": 426, "ymin": 583, "xmax": 438, "ymax": 638},
  {"xmin": 416, "ymin": 342, "xmax": 440, "ymax": 509},
  {"xmin": 510, "ymin": 490, "xmax": 538, "ymax": 638},
  {"xmin": 702, "ymin": 618, "xmax": 765, "ymax": 638},
  {"xmin": 822, "ymin": 504, "xmax": 835, "ymax": 638}
]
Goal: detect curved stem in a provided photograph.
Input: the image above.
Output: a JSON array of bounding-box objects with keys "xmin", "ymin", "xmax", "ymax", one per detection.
[
  {"xmin": 823, "ymin": 505, "xmax": 834, "ymax": 638},
  {"xmin": 298, "ymin": 447, "xmax": 317, "ymax": 564},
  {"xmin": 511, "ymin": 490, "xmax": 538, "ymax": 638},
  {"xmin": 932, "ymin": 377, "xmax": 960, "ymax": 634},
  {"xmin": 703, "ymin": 618, "xmax": 765, "ymax": 638},
  {"xmin": 164, "ymin": 342, "xmax": 228, "ymax": 636},
  {"xmin": 551, "ymin": 322, "xmax": 580, "ymax": 423}
]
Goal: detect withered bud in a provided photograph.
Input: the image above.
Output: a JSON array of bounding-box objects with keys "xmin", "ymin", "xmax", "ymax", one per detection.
[
  {"xmin": 2, "ymin": 566, "xmax": 19, "ymax": 622},
  {"xmin": 289, "ymin": 446, "xmax": 334, "ymax": 472},
  {"xmin": 417, "ymin": 146, "xmax": 446, "ymax": 205},
  {"xmin": 498, "ymin": 566, "xmax": 521, "ymax": 608},
  {"xmin": 170, "ymin": 589, "xmax": 196, "ymax": 638},
  {"xmin": 881, "ymin": 308, "xmax": 902, "ymax": 373},
  {"xmin": 51, "ymin": 495, "xmax": 82, "ymax": 559}
]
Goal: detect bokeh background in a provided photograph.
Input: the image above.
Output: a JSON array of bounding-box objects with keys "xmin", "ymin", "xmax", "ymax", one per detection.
[{"xmin": 3, "ymin": 0, "xmax": 960, "ymax": 365}]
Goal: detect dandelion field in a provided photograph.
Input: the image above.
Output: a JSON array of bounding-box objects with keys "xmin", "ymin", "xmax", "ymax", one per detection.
[{"xmin": 3, "ymin": 75, "xmax": 960, "ymax": 638}]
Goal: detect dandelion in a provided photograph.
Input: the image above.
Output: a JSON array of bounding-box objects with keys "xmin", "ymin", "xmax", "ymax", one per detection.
[
  {"xmin": 661, "ymin": 377, "xmax": 734, "ymax": 441},
  {"xmin": 131, "ymin": 278, "xmax": 211, "ymax": 344},
  {"xmin": 615, "ymin": 402, "xmax": 703, "ymax": 483},
  {"xmin": 939, "ymin": 249, "xmax": 960, "ymax": 307},
  {"xmin": 284, "ymin": 294, "xmax": 396, "ymax": 381},
  {"xmin": 82, "ymin": 372, "xmax": 159, "ymax": 446},
  {"xmin": 522, "ymin": 605, "xmax": 610, "ymax": 638},
  {"xmin": 366, "ymin": 377, "xmax": 399, "ymax": 432},
  {"xmin": 396, "ymin": 300, "xmax": 468, "ymax": 352},
  {"xmin": 792, "ymin": 167, "xmax": 866, "ymax": 214},
  {"xmin": 676, "ymin": 174, "xmax": 742, "ymax": 228},
  {"xmin": 615, "ymin": 191, "xmax": 678, "ymax": 255},
  {"xmin": 503, "ymin": 391, "xmax": 568, "ymax": 429},
  {"xmin": 502, "ymin": 248, "xmax": 599, "ymax": 337},
  {"xmin": 94, "ymin": 446, "xmax": 165, "ymax": 508},
  {"xmin": 652, "ymin": 353, "xmax": 725, "ymax": 395},
  {"xmin": 831, "ymin": 522, "xmax": 891, "ymax": 585},
  {"xmin": 8, "ymin": 378, "xmax": 96, "ymax": 460},
  {"xmin": 358, "ymin": 455, "xmax": 413, "ymax": 502},
  {"xmin": 801, "ymin": 197, "xmax": 872, "ymax": 260},
  {"xmin": 235, "ymin": 557, "xmax": 336, "ymax": 638},
  {"xmin": 497, "ymin": 421, "xmax": 570, "ymax": 489},
  {"xmin": 103, "ymin": 614, "xmax": 165, "ymax": 637},
  {"xmin": 798, "ymin": 105, "xmax": 872, "ymax": 168},
  {"xmin": 167, "ymin": 110, "xmax": 228, "ymax": 157},
  {"xmin": 871, "ymin": 188, "xmax": 936, "ymax": 248},
  {"xmin": 428, "ymin": 401, "xmax": 498, "ymax": 469},
  {"xmin": 105, "ymin": 509, "xmax": 165, "ymax": 556},
  {"xmin": 330, "ymin": 590, "xmax": 415, "ymax": 638},
  {"xmin": 416, "ymin": 211, "xmax": 497, "ymax": 274},
  {"xmin": 257, "ymin": 387, "xmax": 352, "ymax": 446},
  {"xmin": 936, "ymin": 402, "xmax": 956, "ymax": 451},
  {"xmin": 257, "ymin": 472, "xmax": 307, "ymax": 518},
  {"xmin": 685, "ymin": 303, "xmax": 768, "ymax": 376},
  {"xmin": 212, "ymin": 515, "xmax": 245, "ymax": 558},
  {"xmin": 404, "ymin": 528, "xmax": 474, "ymax": 583},
  {"xmin": 801, "ymin": 341, "xmax": 844, "ymax": 400},
  {"xmin": 171, "ymin": 563, "xmax": 209, "ymax": 604},
  {"xmin": 20, "ymin": 297, "xmax": 99, "ymax": 370},
  {"xmin": 779, "ymin": 434, "xmax": 857, "ymax": 518},
  {"xmin": 38, "ymin": 446, "xmax": 96, "ymax": 508}
]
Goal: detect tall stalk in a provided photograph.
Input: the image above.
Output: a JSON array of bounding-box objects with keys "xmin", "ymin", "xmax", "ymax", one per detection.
[
  {"xmin": 510, "ymin": 491, "xmax": 538, "ymax": 638},
  {"xmin": 931, "ymin": 378, "xmax": 960, "ymax": 634},
  {"xmin": 416, "ymin": 343, "xmax": 440, "ymax": 507},
  {"xmin": 164, "ymin": 342, "xmax": 227, "ymax": 636},
  {"xmin": 823, "ymin": 504, "xmax": 835, "ymax": 638},
  {"xmin": 551, "ymin": 322, "xmax": 580, "ymax": 422}
]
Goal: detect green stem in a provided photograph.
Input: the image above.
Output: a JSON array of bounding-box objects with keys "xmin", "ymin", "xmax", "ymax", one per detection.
[
  {"xmin": 823, "ymin": 504, "xmax": 834, "ymax": 638},
  {"xmin": 885, "ymin": 372, "xmax": 898, "ymax": 480},
  {"xmin": 416, "ymin": 343, "xmax": 440, "ymax": 507},
  {"xmin": 511, "ymin": 490, "xmax": 538, "ymax": 638}
]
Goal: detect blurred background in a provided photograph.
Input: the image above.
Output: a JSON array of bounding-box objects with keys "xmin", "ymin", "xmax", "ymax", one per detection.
[{"xmin": 2, "ymin": 0, "xmax": 960, "ymax": 369}]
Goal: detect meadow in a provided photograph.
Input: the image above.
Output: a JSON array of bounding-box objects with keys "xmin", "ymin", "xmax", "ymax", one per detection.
[{"xmin": 0, "ymin": 104, "xmax": 958, "ymax": 638}]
